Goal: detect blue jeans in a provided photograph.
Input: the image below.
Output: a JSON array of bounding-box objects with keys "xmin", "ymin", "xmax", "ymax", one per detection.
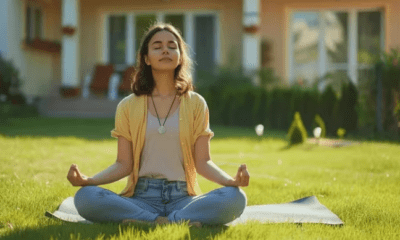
[{"xmin": 74, "ymin": 177, "xmax": 247, "ymax": 225}]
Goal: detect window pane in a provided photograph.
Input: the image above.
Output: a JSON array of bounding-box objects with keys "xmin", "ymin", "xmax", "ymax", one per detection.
[
  {"xmin": 135, "ymin": 15, "xmax": 157, "ymax": 50},
  {"xmin": 194, "ymin": 15, "xmax": 216, "ymax": 80},
  {"xmin": 165, "ymin": 14, "xmax": 185, "ymax": 39},
  {"xmin": 292, "ymin": 12, "xmax": 320, "ymax": 85},
  {"xmin": 34, "ymin": 9, "xmax": 42, "ymax": 39},
  {"xmin": 292, "ymin": 12, "xmax": 319, "ymax": 64},
  {"xmin": 325, "ymin": 12, "xmax": 348, "ymax": 64},
  {"xmin": 358, "ymin": 11, "xmax": 381, "ymax": 64},
  {"xmin": 109, "ymin": 16, "xmax": 126, "ymax": 64},
  {"xmin": 293, "ymin": 62, "xmax": 319, "ymax": 86},
  {"xmin": 325, "ymin": 70, "xmax": 348, "ymax": 94},
  {"xmin": 26, "ymin": 6, "xmax": 32, "ymax": 41}
]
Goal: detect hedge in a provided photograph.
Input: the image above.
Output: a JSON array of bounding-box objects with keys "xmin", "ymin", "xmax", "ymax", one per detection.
[{"xmin": 198, "ymin": 83, "xmax": 358, "ymax": 137}]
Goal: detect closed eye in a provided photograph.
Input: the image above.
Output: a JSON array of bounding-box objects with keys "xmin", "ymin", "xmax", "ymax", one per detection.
[{"xmin": 153, "ymin": 47, "xmax": 177, "ymax": 50}]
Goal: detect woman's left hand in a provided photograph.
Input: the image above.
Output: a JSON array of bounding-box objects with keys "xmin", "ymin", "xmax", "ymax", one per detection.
[{"xmin": 228, "ymin": 164, "xmax": 250, "ymax": 187}]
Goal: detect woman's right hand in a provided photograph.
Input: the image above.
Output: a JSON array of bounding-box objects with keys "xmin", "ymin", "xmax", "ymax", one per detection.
[{"xmin": 67, "ymin": 164, "xmax": 89, "ymax": 186}]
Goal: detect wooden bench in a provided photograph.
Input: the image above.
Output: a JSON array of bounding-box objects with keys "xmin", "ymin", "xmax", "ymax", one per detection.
[
  {"xmin": 90, "ymin": 65, "xmax": 115, "ymax": 94},
  {"xmin": 82, "ymin": 64, "xmax": 115, "ymax": 99}
]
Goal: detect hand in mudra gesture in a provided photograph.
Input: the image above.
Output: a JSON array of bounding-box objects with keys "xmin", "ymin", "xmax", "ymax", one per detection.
[
  {"xmin": 230, "ymin": 164, "xmax": 250, "ymax": 187},
  {"xmin": 67, "ymin": 164, "xmax": 89, "ymax": 186}
]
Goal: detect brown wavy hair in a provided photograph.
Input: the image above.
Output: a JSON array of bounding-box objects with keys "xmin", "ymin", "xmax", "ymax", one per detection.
[{"xmin": 131, "ymin": 22, "xmax": 194, "ymax": 96}]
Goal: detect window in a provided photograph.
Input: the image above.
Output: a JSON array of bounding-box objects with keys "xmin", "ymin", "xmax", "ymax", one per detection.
[
  {"xmin": 135, "ymin": 14, "xmax": 157, "ymax": 51},
  {"xmin": 106, "ymin": 12, "xmax": 219, "ymax": 82},
  {"xmin": 109, "ymin": 16, "xmax": 127, "ymax": 65},
  {"xmin": 164, "ymin": 14, "xmax": 185, "ymax": 39},
  {"xmin": 26, "ymin": 4, "xmax": 43, "ymax": 42},
  {"xmin": 289, "ymin": 9, "xmax": 383, "ymax": 91}
]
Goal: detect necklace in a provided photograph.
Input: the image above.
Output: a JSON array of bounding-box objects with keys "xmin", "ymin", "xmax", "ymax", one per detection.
[{"xmin": 151, "ymin": 94, "xmax": 177, "ymax": 134}]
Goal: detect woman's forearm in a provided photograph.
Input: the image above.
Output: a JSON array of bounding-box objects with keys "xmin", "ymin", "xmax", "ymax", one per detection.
[
  {"xmin": 196, "ymin": 160, "xmax": 235, "ymax": 186},
  {"xmin": 87, "ymin": 161, "xmax": 131, "ymax": 186}
]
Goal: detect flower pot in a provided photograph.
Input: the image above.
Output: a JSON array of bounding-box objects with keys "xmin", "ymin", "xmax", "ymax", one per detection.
[
  {"xmin": 60, "ymin": 87, "xmax": 80, "ymax": 98},
  {"xmin": 243, "ymin": 25, "xmax": 259, "ymax": 34},
  {"xmin": 62, "ymin": 26, "xmax": 76, "ymax": 36},
  {"xmin": 25, "ymin": 38, "xmax": 61, "ymax": 53}
]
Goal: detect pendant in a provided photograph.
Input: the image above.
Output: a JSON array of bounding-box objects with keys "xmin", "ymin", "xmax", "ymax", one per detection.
[{"xmin": 158, "ymin": 126, "xmax": 166, "ymax": 134}]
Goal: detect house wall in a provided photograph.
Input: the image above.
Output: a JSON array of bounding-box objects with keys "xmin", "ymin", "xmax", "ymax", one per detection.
[
  {"xmin": 7, "ymin": 0, "xmax": 63, "ymax": 99},
  {"xmin": 22, "ymin": 0, "xmax": 62, "ymax": 98},
  {"xmin": 260, "ymin": 0, "xmax": 400, "ymax": 84},
  {"xmin": 12, "ymin": 0, "xmax": 400, "ymax": 98},
  {"xmin": 79, "ymin": 0, "xmax": 243, "ymax": 83}
]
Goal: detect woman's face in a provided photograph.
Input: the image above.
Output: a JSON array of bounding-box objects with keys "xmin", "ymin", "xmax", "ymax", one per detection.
[{"xmin": 145, "ymin": 30, "xmax": 181, "ymax": 71}]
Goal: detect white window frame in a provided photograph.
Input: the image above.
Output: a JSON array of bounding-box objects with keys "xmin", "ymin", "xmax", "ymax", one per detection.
[
  {"xmin": 288, "ymin": 7, "xmax": 385, "ymax": 87},
  {"xmin": 101, "ymin": 10, "xmax": 221, "ymax": 77},
  {"xmin": 26, "ymin": 2, "xmax": 44, "ymax": 41}
]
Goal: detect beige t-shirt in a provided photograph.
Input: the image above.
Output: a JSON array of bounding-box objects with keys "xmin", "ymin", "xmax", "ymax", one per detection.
[
  {"xmin": 110, "ymin": 92, "xmax": 214, "ymax": 197},
  {"xmin": 138, "ymin": 106, "xmax": 186, "ymax": 181}
]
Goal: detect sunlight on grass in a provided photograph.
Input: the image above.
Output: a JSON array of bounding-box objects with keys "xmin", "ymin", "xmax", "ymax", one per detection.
[{"xmin": 1, "ymin": 118, "xmax": 399, "ymax": 239}]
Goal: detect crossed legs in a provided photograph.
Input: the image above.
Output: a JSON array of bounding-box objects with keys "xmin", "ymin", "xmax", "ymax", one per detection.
[{"xmin": 74, "ymin": 185, "xmax": 247, "ymax": 225}]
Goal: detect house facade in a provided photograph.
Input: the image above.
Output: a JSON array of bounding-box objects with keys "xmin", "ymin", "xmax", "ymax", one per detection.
[{"xmin": 1, "ymin": 0, "xmax": 399, "ymax": 116}]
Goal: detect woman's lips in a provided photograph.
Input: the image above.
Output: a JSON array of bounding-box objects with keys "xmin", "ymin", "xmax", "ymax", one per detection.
[{"xmin": 160, "ymin": 57, "xmax": 172, "ymax": 61}]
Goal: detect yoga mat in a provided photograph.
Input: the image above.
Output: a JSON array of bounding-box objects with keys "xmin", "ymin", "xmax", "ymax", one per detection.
[{"xmin": 45, "ymin": 195, "xmax": 343, "ymax": 226}]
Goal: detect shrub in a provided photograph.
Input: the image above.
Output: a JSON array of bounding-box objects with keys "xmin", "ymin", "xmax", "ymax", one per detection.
[
  {"xmin": 379, "ymin": 49, "xmax": 400, "ymax": 134},
  {"xmin": 0, "ymin": 53, "xmax": 22, "ymax": 98},
  {"xmin": 313, "ymin": 114, "xmax": 326, "ymax": 138},
  {"xmin": 337, "ymin": 128, "xmax": 346, "ymax": 139},
  {"xmin": 270, "ymin": 88, "xmax": 293, "ymax": 130},
  {"xmin": 290, "ymin": 88, "xmax": 319, "ymax": 133},
  {"xmin": 288, "ymin": 112, "xmax": 308, "ymax": 145},
  {"xmin": 338, "ymin": 80, "xmax": 358, "ymax": 133},
  {"xmin": 195, "ymin": 65, "xmax": 253, "ymax": 126},
  {"xmin": 252, "ymin": 88, "xmax": 270, "ymax": 128},
  {"xmin": 319, "ymin": 85, "xmax": 338, "ymax": 136}
]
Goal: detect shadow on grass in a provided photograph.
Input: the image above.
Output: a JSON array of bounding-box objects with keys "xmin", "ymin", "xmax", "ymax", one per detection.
[
  {"xmin": 279, "ymin": 142, "xmax": 320, "ymax": 151},
  {"xmin": 1, "ymin": 220, "xmax": 229, "ymax": 240},
  {"xmin": 0, "ymin": 117, "xmax": 115, "ymax": 141},
  {"xmin": 0, "ymin": 117, "xmax": 288, "ymax": 141}
]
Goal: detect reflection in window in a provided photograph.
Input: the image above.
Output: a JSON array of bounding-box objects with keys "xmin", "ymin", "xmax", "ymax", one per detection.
[
  {"xmin": 358, "ymin": 12, "xmax": 381, "ymax": 64},
  {"xmin": 165, "ymin": 14, "xmax": 185, "ymax": 39},
  {"xmin": 290, "ymin": 10, "xmax": 383, "ymax": 89},
  {"xmin": 325, "ymin": 12, "xmax": 348, "ymax": 64},
  {"xmin": 292, "ymin": 12, "xmax": 320, "ymax": 85},
  {"xmin": 325, "ymin": 70, "xmax": 348, "ymax": 94},
  {"xmin": 26, "ymin": 6, "xmax": 32, "ymax": 41},
  {"xmin": 292, "ymin": 12, "xmax": 319, "ymax": 64},
  {"xmin": 26, "ymin": 5, "xmax": 43, "ymax": 42},
  {"xmin": 135, "ymin": 15, "xmax": 157, "ymax": 50},
  {"xmin": 109, "ymin": 16, "xmax": 126, "ymax": 64},
  {"xmin": 34, "ymin": 9, "xmax": 42, "ymax": 39}
]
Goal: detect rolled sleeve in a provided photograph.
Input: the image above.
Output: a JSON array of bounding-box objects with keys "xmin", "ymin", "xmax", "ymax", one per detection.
[
  {"xmin": 193, "ymin": 95, "xmax": 214, "ymax": 142},
  {"xmin": 111, "ymin": 100, "xmax": 132, "ymax": 141}
]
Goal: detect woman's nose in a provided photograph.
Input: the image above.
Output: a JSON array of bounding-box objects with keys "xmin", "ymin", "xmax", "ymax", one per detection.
[{"xmin": 162, "ymin": 46, "xmax": 169, "ymax": 54}]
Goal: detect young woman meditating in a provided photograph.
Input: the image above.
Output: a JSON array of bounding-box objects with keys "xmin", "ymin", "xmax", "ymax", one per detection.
[{"xmin": 67, "ymin": 23, "xmax": 250, "ymax": 227}]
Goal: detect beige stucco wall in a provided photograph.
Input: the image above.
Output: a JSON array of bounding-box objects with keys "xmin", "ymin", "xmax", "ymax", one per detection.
[
  {"xmin": 261, "ymin": 0, "xmax": 400, "ymax": 84},
  {"xmin": 19, "ymin": 0, "xmax": 62, "ymax": 98},
  {"xmin": 79, "ymin": 0, "xmax": 243, "ymax": 83},
  {"xmin": 17, "ymin": 0, "xmax": 400, "ymax": 97}
]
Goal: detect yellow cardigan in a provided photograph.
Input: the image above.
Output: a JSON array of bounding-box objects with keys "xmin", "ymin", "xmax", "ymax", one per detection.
[{"xmin": 111, "ymin": 91, "xmax": 214, "ymax": 197}]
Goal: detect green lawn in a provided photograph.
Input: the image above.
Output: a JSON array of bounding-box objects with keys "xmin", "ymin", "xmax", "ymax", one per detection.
[{"xmin": 0, "ymin": 117, "xmax": 399, "ymax": 240}]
